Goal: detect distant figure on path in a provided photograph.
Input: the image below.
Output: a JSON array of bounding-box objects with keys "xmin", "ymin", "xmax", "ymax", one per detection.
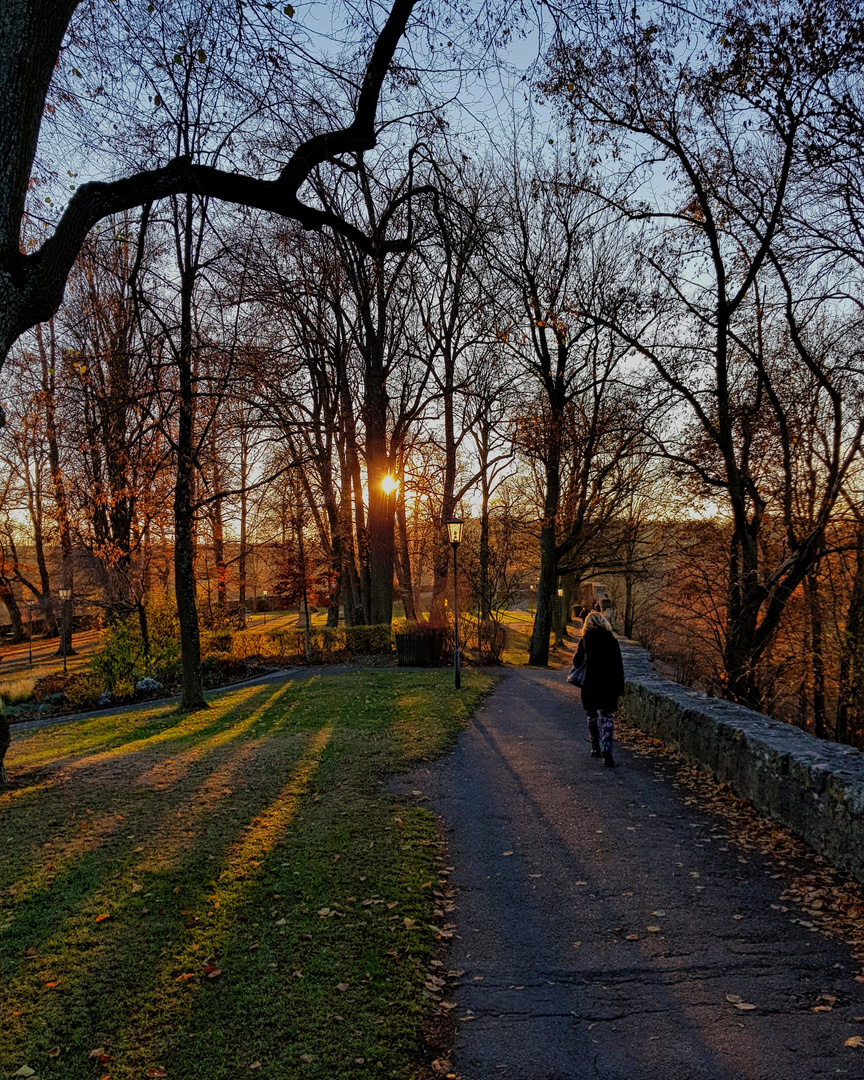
[{"xmin": 572, "ymin": 611, "xmax": 625, "ymax": 768}]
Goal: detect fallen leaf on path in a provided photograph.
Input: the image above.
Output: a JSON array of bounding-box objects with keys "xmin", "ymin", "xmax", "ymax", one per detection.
[
  {"xmin": 575, "ymin": 881, "xmax": 588, "ymax": 886},
  {"xmin": 572, "ymin": 941, "xmax": 581, "ymax": 948},
  {"xmin": 845, "ymin": 1037, "xmax": 864, "ymax": 1048},
  {"xmin": 651, "ymin": 910, "xmax": 666, "ymax": 917},
  {"xmin": 813, "ymin": 1005, "xmax": 832, "ymax": 1012},
  {"xmin": 725, "ymin": 994, "xmax": 742, "ymax": 1003},
  {"xmin": 502, "ymin": 851, "xmax": 513, "ymax": 857},
  {"xmin": 646, "ymin": 926, "xmax": 661, "ymax": 933},
  {"xmin": 625, "ymin": 934, "xmax": 639, "ymax": 941},
  {"xmin": 734, "ymin": 1003, "xmax": 757, "ymax": 1011},
  {"xmin": 733, "ymin": 914, "xmax": 745, "ymax": 920}
]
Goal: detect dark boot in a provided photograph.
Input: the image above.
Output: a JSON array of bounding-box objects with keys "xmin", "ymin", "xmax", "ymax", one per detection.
[{"xmin": 603, "ymin": 749, "xmax": 615, "ymax": 768}]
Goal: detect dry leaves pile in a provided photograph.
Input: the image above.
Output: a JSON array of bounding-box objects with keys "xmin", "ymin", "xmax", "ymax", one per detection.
[{"xmin": 617, "ymin": 720, "xmax": 864, "ymax": 976}]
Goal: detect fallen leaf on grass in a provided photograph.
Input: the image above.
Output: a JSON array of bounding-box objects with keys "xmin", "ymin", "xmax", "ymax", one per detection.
[
  {"xmin": 203, "ymin": 966, "xmax": 221, "ymax": 978},
  {"xmin": 300, "ymin": 1054, "xmax": 313, "ymax": 1062},
  {"xmin": 44, "ymin": 981, "xmax": 59, "ymax": 989},
  {"xmin": 174, "ymin": 972, "xmax": 195, "ymax": 982},
  {"xmin": 94, "ymin": 914, "xmax": 110, "ymax": 923},
  {"xmin": 88, "ymin": 1048, "xmax": 105, "ymax": 1059},
  {"xmin": 145, "ymin": 1070, "xmax": 168, "ymax": 1079},
  {"xmin": 131, "ymin": 884, "xmax": 143, "ymax": 893},
  {"xmin": 403, "ymin": 918, "xmax": 417, "ymax": 928},
  {"xmin": 46, "ymin": 1048, "xmax": 60, "ymax": 1058},
  {"xmin": 12, "ymin": 1067, "xmax": 35, "ymax": 1078},
  {"xmin": 336, "ymin": 983, "xmax": 348, "ymax": 992},
  {"xmin": 386, "ymin": 902, "xmax": 398, "ymax": 910},
  {"xmin": 845, "ymin": 1037, "xmax": 864, "ymax": 1048},
  {"xmin": 249, "ymin": 1063, "xmax": 261, "ymax": 1070}
]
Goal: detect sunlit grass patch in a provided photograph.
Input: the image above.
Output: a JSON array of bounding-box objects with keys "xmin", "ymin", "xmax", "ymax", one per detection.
[
  {"xmin": 0, "ymin": 676, "xmax": 36, "ymax": 705},
  {"xmin": 1, "ymin": 670, "xmax": 492, "ymax": 1079}
]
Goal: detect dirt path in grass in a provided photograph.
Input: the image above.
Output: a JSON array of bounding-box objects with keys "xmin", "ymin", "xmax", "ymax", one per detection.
[{"xmin": 396, "ymin": 666, "xmax": 864, "ymax": 1080}]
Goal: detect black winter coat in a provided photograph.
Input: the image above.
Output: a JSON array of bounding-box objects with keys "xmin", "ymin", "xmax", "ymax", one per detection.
[{"xmin": 573, "ymin": 627, "xmax": 625, "ymax": 713}]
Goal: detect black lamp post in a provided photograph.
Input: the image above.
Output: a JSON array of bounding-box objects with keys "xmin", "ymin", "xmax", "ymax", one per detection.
[
  {"xmin": 58, "ymin": 587, "xmax": 71, "ymax": 674},
  {"xmin": 26, "ymin": 600, "xmax": 35, "ymax": 666},
  {"xmin": 445, "ymin": 518, "xmax": 464, "ymax": 689}
]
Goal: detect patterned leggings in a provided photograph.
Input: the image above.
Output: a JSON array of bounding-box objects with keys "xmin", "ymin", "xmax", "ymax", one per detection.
[{"xmin": 587, "ymin": 709, "xmax": 615, "ymax": 755}]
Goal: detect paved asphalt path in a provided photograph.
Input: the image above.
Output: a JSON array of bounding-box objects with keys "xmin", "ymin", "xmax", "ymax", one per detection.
[{"xmin": 397, "ymin": 667, "xmax": 864, "ymax": 1080}]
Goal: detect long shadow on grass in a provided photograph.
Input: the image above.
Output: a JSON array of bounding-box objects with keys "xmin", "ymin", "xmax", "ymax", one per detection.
[
  {"xmin": 0, "ymin": 721, "xmax": 334, "ymax": 1078},
  {"xmin": 7, "ymin": 683, "xmax": 273, "ymax": 784},
  {"xmin": 0, "ymin": 685, "xmax": 301, "ymax": 1009},
  {"xmin": 0, "ymin": 685, "xmax": 281, "ymax": 885}
]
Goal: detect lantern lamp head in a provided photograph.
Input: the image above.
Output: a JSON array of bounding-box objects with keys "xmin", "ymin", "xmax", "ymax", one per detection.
[
  {"xmin": 445, "ymin": 518, "xmax": 464, "ymax": 547},
  {"xmin": 59, "ymin": 588, "xmax": 71, "ymax": 600},
  {"xmin": 382, "ymin": 474, "xmax": 398, "ymax": 495},
  {"xmin": 557, "ymin": 587, "xmax": 564, "ymax": 597}
]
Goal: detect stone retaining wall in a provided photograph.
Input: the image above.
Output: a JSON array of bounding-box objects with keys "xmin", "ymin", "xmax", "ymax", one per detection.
[{"xmin": 619, "ymin": 639, "xmax": 864, "ymax": 885}]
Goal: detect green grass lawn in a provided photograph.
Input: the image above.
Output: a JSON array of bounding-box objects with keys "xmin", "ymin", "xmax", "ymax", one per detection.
[{"xmin": 0, "ymin": 671, "xmax": 494, "ymax": 1080}]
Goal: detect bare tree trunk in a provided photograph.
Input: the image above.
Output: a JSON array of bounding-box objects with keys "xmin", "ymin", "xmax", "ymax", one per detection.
[
  {"xmin": 209, "ymin": 432, "xmax": 227, "ymax": 617},
  {"xmin": 0, "ymin": 576, "xmax": 25, "ymax": 640},
  {"xmin": 35, "ymin": 321, "xmax": 74, "ymax": 653},
  {"xmin": 173, "ymin": 195, "xmax": 205, "ymax": 711},
  {"xmin": 529, "ymin": 419, "xmax": 562, "ymax": 667},
  {"xmin": 238, "ymin": 433, "xmax": 248, "ymax": 622},
  {"xmin": 394, "ymin": 473, "xmax": 417, "ymax": 621},
  {"xmin": 805, "ymin": 561, "xmax": 827, "ymax": 738}
]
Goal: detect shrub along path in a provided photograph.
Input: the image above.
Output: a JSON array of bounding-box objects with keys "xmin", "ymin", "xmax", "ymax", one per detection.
[
  {"xmin": 1, "ymin": 670, "xmax": 493, "ymax": 1080},
  {"xmin": 397, "ymin": 667, "xmax": 864, "ymax": 1079}
]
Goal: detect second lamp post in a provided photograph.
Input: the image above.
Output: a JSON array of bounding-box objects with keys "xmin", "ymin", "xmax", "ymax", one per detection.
[
  {"xmin": 58, "ymin": 587, "xmax": 71, "ymax": 674},
  {"xmin": 445, "ymin": 518, "xmax": 464, "ymax": 689}
]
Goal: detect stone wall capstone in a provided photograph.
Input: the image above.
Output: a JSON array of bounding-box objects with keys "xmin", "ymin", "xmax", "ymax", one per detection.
[{"xmin": 619, "ymin": 639, "xmax": 864, "ymax": 885}]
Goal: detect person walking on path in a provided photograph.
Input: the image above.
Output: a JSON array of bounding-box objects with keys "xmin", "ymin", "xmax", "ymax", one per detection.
[{"xmin": 572, "ymin": 610, "xmax": 624, "ymax": 767}]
